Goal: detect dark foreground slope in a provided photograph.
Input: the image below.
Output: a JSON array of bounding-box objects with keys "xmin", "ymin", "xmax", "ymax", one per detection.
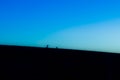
[{"xmin": 0, "ymin": 45, "xmax": 120, "ymax": 80}]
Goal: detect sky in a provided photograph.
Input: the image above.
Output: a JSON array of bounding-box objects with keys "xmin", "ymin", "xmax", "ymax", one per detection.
[{"xmin": 0, "ymin": 0, "xmax": 120, "ymax": 53}]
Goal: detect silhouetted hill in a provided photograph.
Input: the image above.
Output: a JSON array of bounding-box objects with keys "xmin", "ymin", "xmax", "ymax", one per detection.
[{"xmin": 0, "ymin": 45, "xmax": 120, "ymax": 80}]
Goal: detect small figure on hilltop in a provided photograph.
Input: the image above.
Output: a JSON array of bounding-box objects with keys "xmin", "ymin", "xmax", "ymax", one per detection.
[
  {"xmin": 56, "ymin": 47, "xmax": 58, "ymax": 49},
  {"xmin": 46, "ymin": 45, "xmax": 49, "ymax": 48}
]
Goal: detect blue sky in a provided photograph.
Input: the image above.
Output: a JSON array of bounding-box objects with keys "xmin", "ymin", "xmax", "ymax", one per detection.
[{"xmin": 0, "ymin": 0, "xmax": 120, "ymax": 53}]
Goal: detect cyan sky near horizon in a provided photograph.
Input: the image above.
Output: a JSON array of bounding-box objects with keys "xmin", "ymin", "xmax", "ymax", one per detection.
[{"xmin": 0, "ymin": 0, "xmax": 120, "ymax": 53}]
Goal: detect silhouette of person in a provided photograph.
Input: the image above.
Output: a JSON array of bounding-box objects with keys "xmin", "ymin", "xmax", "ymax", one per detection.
[
  {"xmin": 56, "ymin": 47, "xmax": 58, "ymax": 49},
  {"xmin": 46, "ymin": 45, "xmax": 49, "ymax": 48}
]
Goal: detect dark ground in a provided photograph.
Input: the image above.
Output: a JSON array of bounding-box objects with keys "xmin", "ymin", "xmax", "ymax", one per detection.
[{"xmin": 0, "ymin": 45, "xmax": 120, "ymax": 80}]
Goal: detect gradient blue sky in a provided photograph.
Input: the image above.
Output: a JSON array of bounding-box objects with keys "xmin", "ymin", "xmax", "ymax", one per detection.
[{"xmin": 0, "ymin": 0, "xmax": 120, "ymax": 53}]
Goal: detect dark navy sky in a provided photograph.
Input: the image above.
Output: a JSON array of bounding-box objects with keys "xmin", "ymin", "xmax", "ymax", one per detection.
[{"xmin": 0, "ymin": 0, "xmax": 120, "ymax": 53}]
